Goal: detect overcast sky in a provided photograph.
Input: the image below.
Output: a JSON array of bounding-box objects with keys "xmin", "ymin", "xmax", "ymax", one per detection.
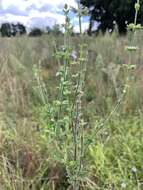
[{"xmin": 0, "ymin": 0, "xmax": 90, "ymax": 32}]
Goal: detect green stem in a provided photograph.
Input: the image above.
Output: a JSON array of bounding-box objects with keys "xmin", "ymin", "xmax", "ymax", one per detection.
[
  {"xmin": 134, "ymin": 0, "xmax": 140, "ymax": 26},
  {"xmin": 57, "ymin": 13, "xmax": 70, "ymax": 122},
  {"xmin": 78, "ymin": 2, "xmax": 82, "ymax": 34}
]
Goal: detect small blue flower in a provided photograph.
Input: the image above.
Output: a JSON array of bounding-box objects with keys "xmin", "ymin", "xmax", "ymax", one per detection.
[{"xmin": 71, "ymin": 50, "xmax": 77, "ymax": 60}]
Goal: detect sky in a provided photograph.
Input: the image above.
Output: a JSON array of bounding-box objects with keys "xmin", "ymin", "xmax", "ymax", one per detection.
[{"xmin": 0, "ymin": 0, "xmax": 90, "ymax": 32}]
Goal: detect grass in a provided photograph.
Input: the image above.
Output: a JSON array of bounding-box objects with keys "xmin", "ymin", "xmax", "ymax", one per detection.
[{"xmin": 0, "ymin": 31, "xmax": 143, "ymax": 189}]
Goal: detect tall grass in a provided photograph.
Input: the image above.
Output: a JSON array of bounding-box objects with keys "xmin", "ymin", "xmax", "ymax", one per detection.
[{"xmin": 0, "ymin": 2, "xmax": 143, "ymax": 188}]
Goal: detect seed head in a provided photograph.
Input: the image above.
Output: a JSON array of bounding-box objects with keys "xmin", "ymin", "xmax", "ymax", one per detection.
[
  {"xmin": 132, "ymin": 167, "xmax": 137, "ymax": 173},
  {"xmin": 64, "ymin": 4, "xmax": 70, "ymax": 13},
  {"xmin": 135, "ymin": 3, "xmax": 140, "ymax": 12},
  {"xmin": 121, "ymin": 182, "xmax": 127, "ymax": 188}
]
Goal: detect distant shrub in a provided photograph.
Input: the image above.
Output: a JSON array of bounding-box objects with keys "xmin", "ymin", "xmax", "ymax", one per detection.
[{"xmin": 29, "ymin": 28, "xmax": 43, "ymax": 37}]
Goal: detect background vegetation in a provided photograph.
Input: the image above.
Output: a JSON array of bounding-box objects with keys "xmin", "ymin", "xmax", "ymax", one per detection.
[
  {"xmin": 80, "ymin": 0, "xmax": 143, "ymax": 34},
  {"xmin": 0, "ymin": 1, "xmax": 143, "ymax": 189},
  {"xmin": 0, "ymin": 30, "xmax": 143, "ymax": 189}
]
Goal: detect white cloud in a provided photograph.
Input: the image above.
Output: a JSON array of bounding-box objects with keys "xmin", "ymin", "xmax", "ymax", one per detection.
[
  {"xmin": 0, "ymin": 0, "xmax": 89, "ymax": 32},
  {"xmin": 1, "ymin": 0, "xmax": 31, "ymax": 11},
  {"xmin": 0, "ymin": 13, "xmax": 28, "ymax": 26},
  {"xmin": 1, "ymin": 0, "xmax": 77, "ymax": 10}
]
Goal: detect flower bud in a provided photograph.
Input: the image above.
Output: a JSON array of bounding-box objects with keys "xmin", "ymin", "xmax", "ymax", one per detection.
[
  {"xmin": 135, "ymin": 3, "xmax": 140, "ymax": 12},
  {"xmin": 64, "ymin": 4, "xmax": 69, "ymax": 13}
]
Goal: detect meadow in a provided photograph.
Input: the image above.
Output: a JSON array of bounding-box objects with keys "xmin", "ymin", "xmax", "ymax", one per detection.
[{"xmin": 0, "ymin": 30, "xmax": 143, "ymax": 190}]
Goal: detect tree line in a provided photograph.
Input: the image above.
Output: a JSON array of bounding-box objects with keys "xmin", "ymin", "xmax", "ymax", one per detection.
[
  {"xmin": 1, "ymin": 0, "xmax": 143, "ymax": 37},
  {"xmin": 80, "ymin": 0, "xmax": 143, "ymax": 34},
  {"xmin": 0, "ymin": 22, "xmax": 62, "ymax": 37}
]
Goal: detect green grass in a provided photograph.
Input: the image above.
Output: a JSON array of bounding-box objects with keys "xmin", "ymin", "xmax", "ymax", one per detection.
[{"xmin": 0, "ymin": 32, "xmax": 143, "ymax": 189}]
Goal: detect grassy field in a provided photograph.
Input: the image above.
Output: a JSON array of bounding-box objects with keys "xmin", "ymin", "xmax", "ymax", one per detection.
[{"xmin": 0, "ymin": 32, "xmax": 143, "ymax": 190}]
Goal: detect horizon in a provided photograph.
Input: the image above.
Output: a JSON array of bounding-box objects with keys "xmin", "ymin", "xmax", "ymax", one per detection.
[{"xmin": 0, "ymin": 0, "xmax": 92, "ymax": 32}]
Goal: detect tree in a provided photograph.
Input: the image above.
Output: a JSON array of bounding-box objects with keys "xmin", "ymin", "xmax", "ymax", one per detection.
[
  {"xmin": 0, "ymin": 22, "xmax": 26, "ymax": 37},
  {"xmin": 15, "ymin": 23, "xmax": 26, "ymax": 35},
  {"xmin": 11, "ymin": 23, "xmax": 26, "ymax": 36},
  {"xmin": 1, "ymin": 23, "xmax": 12, "ymax": 37},
  {"xmin": 80, "ymin": 0, "xmax": 143, "ymax": 34},
  {"xmin": 51, "ymin": 24, "xmax": 62, "ymax": 35},
  {"xmin": 29, "ymin": 28, "xmax": 43, "ymax": 37}
]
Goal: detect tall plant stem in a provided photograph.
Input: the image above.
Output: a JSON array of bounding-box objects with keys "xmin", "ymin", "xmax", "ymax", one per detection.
[{"xmin": 134, "ymin": 0, "xmax": 140, "ymax": 26}]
